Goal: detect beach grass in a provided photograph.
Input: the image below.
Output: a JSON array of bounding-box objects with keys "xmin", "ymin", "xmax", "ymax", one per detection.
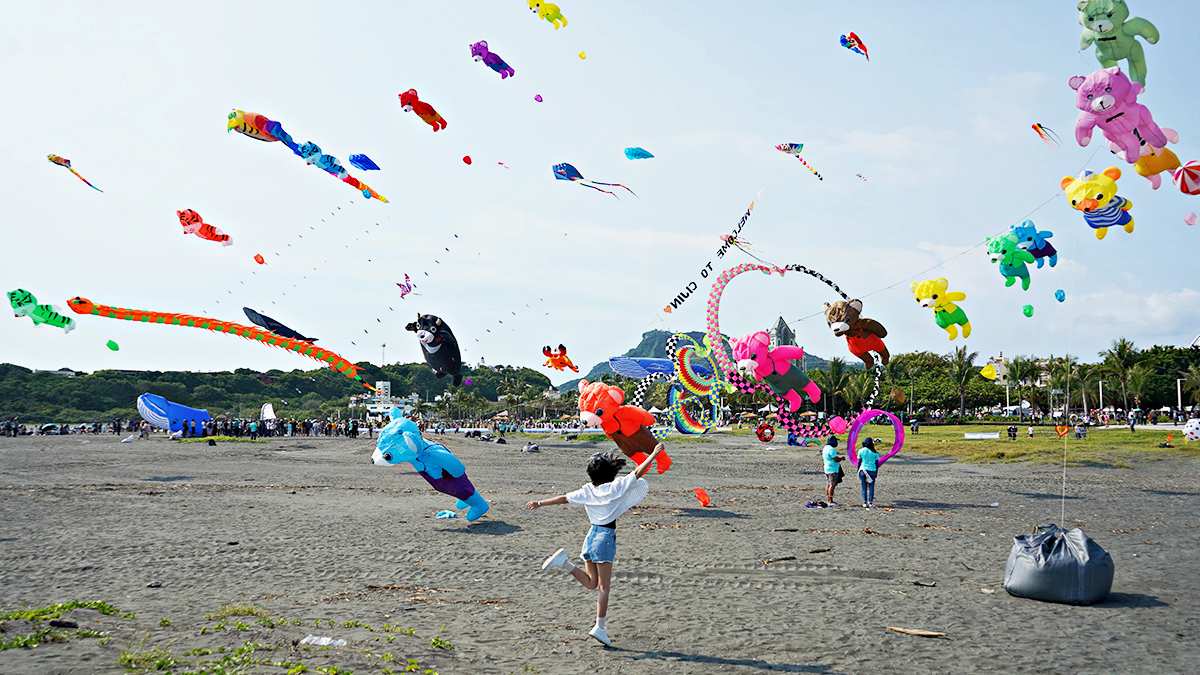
[
  {"xmin": 179, "ymin": 436, "xmax": 266, "ymax": 444},
  {"xmin": 890, "ymin": 424, "xmax": 1199, "ymax": 466}
]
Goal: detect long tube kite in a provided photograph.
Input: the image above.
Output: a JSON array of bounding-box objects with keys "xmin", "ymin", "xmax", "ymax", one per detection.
[
  {"xmin": 227, "ymin": 110, "xmax": 387, "ymax": 202},
  {"xmin": 66, "ymin": 297, "xmax": 373, "ymax": 390},
  {"xmin": 47, "ymin": 154, "xmax": 102, "ymax": 192}
]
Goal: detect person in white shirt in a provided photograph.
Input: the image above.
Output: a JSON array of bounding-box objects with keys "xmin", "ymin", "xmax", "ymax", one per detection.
[{"xmin": 527, "ymin": 443, "xmax": 665, "ymax": 647}]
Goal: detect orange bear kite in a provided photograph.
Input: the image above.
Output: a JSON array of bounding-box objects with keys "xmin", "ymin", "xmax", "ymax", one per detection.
[
  {"xmin": 542, "ymin": 344, "xmax": 579, "ymax": 372},
  {"xmin": 578, "ymin": 379, "xmax": 672, "ymax": 474}
]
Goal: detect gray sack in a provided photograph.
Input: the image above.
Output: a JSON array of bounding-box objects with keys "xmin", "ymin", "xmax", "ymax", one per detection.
[{"xmin": 1003, "ymin": 523, "xmax": 1114, "ymax": 605}]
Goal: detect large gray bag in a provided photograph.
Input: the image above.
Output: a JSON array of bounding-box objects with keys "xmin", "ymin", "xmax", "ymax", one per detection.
[{"xmin": 1003, "ymin": 523, "xmax": 1114, "ymax": 605}]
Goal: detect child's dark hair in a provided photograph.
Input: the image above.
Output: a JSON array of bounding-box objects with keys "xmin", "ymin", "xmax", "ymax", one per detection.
[
  {"xmin": 863, "ymin": 437, "xmax": 875, "ymax": 450},
  {"xmin": 587, "ymin": 451, "xmax": 627, "ymax": 485},
  {"xmin": 826, "ymin": 436, "xmax": 838, "ymax": 447}
]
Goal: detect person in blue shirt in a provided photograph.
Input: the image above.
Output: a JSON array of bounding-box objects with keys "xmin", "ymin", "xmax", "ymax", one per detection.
[
  {"xmin": 821, "ymin": 436, "xmax": 843, "ymax": 506},
  {"xmin": 856, "ymin": 437, "xmax": 881, "ymax": 508}
]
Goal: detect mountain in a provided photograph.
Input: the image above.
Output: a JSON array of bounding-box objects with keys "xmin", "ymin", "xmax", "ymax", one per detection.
[{"xmin": 557, "ymin": 329, "xmax": 833, "ymax": 392}]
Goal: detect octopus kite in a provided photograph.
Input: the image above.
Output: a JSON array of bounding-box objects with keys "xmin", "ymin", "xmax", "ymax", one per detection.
[
  {"xmin": 552, "ymin": 163, "xmax": 635, "ymax": 197},
  {"xmin": 398, "ymin": 89, "xmax": 447, "ymax": 131},
  {"xmin": 66, "ymin": 297, "xmax": 372, "ymax": 390},
  {"xmin": 8, "ymin": 289, "xmax": 75, "ymax": 333},
  {"xmin": 542, "ymin": 344, "xmax": 579, "ymax": 372},
  {"xmin": 226, "ymin": 109, "xmax": 387, "ymax": 202},
  {"xmin": 47, "ymin": 154, "xmax": 102, "ymax": 192},
  {"xmin": 177, "ymin": 209, "xmax": 232, "ymax": 246}
]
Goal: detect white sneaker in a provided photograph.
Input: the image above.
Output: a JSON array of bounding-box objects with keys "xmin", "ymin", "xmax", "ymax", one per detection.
[
  {"xmin": 588, "ymin": 624, "xmax": 612, "ymax": 646},
  {"xmin": 541, "ymin": 548, "xmax": 569, "ymax": 572}
]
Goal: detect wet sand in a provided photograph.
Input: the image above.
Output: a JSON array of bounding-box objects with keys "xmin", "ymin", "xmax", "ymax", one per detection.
[{"xmin": 0, "ymin": 433, "xmax": 1197, "ymax": 674}]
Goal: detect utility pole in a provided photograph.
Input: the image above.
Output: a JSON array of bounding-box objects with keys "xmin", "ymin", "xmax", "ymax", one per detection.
[
  {"xmin": 1178, "ymin": 378, "xmax": 1185, "ymax": 412},
  {"xmin": 1098, "ymin": 380, "xmax": 1105, "ymax": 411}
]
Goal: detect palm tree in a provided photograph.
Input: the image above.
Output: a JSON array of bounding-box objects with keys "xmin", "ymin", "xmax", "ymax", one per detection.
[
  {"xmin": 1180, "ymin": 364, "xmax": 1200, "ymax": 408},
  {"xmin": 1005, "ymin": 356, "xmax": 1042, "ymax": 421},
  {"xmin": 840, "ymin": 371, "xmax": 876, "ymax": 411},
  {"xmin": 1046, "ymin": 354, "xmax": 1078, "ymax": 416},
  {"xmin": 1127, "ymin": 364, "xmax": 1150, "ymax": 410},
  {"xmin": 1100, "ymin": 338, "xmax": 1140, "ymax": 410},
  {"xmin": 1075, "ymin": 363, "xmax": 1099, "ymax": 417},
  {"xmin": 949, "ymin": 346, "xmax": 979, "ymax": 419},
  {"xmin": 812, "ymin": 358, "xmax": 850, "ymax": 416}
]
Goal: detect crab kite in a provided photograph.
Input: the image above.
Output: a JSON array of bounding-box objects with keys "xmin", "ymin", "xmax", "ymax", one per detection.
[
  {"xmin": 226, "ymin": 109, "xmax": 387, "ymax": 202},
  {"xmin": 47, "ymin": 154, "xmax": 102, "ymax": 192},
  {"xmin": 552, "ymin": 163, "xmax": 635, "ymax": 197},
  {"xmin": 543, "ymin": 344, "xmax": 579, "ymax": 372},
  {"xmin": 177, "ymin": 209, "xmax": 232, "ymax": 246},
  {"xmin": 840, "ymin": 32, "xmax": 869, "ymax": 60}
]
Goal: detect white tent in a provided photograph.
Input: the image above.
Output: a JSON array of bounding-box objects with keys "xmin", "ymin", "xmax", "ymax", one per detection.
[
  {"xmin": 757, "ymin": 404, "xmax": 775, "ymax": 412},
  {"xmin": 260, "ymin": 403, "xmax": 277, "ymax": 420},
  {"xmin": 648, "ymin": 406, "xmax": 665, "ymax": 414}
]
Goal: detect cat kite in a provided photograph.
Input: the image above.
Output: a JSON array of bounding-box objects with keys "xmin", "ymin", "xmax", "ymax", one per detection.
[
  {"xmin": 226, "ymin": 109, "xmax": 387, "ymax": 202},
  {"xmin": 47, "ymin": 154, "xmax": 102, "ymax": 192},
  {"xmin": 552, "ymin": 163, "xmax": 636, "ymax": 197},
  {"xmin": 840, "ymin": 32, "xmax": 869, "ymax": 60},
  {"xmin": 177, "ymin": 209, "xmax": 232, "ymax": 246},
  {"xmin": 243, "ymin": 307, "xmax": 317, "ymax": 342},
  {"xmin": 775, "ymin": 143, "xmax": 823, "ymax": 180},
  {"xmin": 7, "ymin": 289, "xmax": 75, "ymax": 333},
  {"xmin": 67, "ymin": 297, "xmax": 372, "ymax": 390},
  {"xmin": 542, "ymin": 344, "xmax": 579, "ymax": 372}
]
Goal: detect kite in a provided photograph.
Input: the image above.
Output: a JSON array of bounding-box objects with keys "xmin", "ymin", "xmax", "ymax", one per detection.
[
  {"xmin": 1032, "ymin": 123, "xmax": 1061, "ymax": 146},
  {"xmin": 985, "ymin": 233, "xmax": 1035, "ymax": 289},
  {"xmin": 1010, "ymin": 219, "xmax": 1058, "ymax": 268},
  {"xmin": 731, "ymin": 330, "xmax": 821, "ymax": 412},
  {"xmin": 980, "ymin": 364, "xmax": 999, "ymax": 380},
  {"xmin": 534, "ymin": 94, "xmax": 543, "ymax": 103},
  {"xmin": 227, "ymin": 110, "xmax": 387, "ymax": 202},
  {"xmin": 1068, "ymin": 68, "xmax": 1167, "ymax": 164},
  {"xmin": 66, "ymin": 297, "xmax": 372, "ymax": 390},
  {"xmin": 552, "ymin": 163, "xmax": 636, "ymax": 197},
  {"xmin": 254, "ymin": 254, "xmax": 266, "ymax": 264},
  {"xmin": 348, "ymin": 154, "xmax": 380, "ymax": 171},
  {"xmin": 462, "ymin": 155, "xmax": 472, "ymax": 165},
  {"xmin": 398, "ymin": 89, "xmax": 447, "ymax": 132},
  {"xmin": 775, "ymin": 143, "xmax": 823, "ymax": 180},
  {"xmin": 177, "ymin": 209, "xmax": 232, "ymax": 246},
  {"xmin": 542, "ymin": 344, "xmax": 579, "ymax": 372},
  {"xmin": 1185, "ymin": 212, "xmax": 1197, "ymax": 226},
  {"xmin": 106, "ymin": 340, "xmax": 119, "ymax": 351},
  {"xmin": 47, "ymin": 154, "xmax": 102, "ymax": 192},
  {"xmin": 840, "ymin": 32, "xmax": 869, "ymax": 60},
  {"xmin": 7, "ymin": 289, "xmax": 75, "ymax": 333},
  {"xmin": 406, "ymin": 314, "xmax": 463, "ymax": 385},
  {"xmin": 372, "ymin": 409, "xmax": 490, "ymax": 521},
  {"xmin": 1055, "ymin": 289, "xmax": 1067, "ymax": 302},
  {"xmin": 243, "ymin": 307, "xmax": 317, "ymax": 342},
  {"xmin": 528, "ymin": 0, "xmax": 567, "ymax": 29},
  {"xmin": 1174, "ymin": 161, "xmax": 1200, "ymax": 196},
  {"xmin": 1077, "ymin": 0, "xmax": 1158, "ymax": 85},
  {"xmin": 469, "ymin": 40, "xmax": 515, "ymax": 79},
  {"xmin": 578, "ymin": 379, "xmax": 672, "ymax": 473},
  {"xmin": 1060, "ymin": 168, "xmax": 1135, "ymax": 239},
  {"xmin": 578, "ymin": 51, "xmax": 587, "ymax": 60},
  {"xmin": 911, "ymin": 278, "xmax": 971, "ymax": 341},
  {"xmin": 856, "ymin": 174, "xmax": 868, "ymax": 182},
  {"xmin": 1023, "ymin": 304, "xmax": 1035, "ymax": 318},
  {"xmin": 396, "ymin": 274, "xmax": 416, "ymax": 299},
  {"xmin": 624, "ymin": 147, "xmax": 654, "ymax": 160},
  {"xmin": 693, "ymin": 488, "xmax": 712, "ymax": 507}
]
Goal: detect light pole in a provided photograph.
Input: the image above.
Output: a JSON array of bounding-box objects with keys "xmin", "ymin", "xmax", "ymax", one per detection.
[
  {"xmin": 1098, "ymin": 380, "xmax": 1105, "ymax": 412},
  {"xmin": 381, "ymin": 343, "xmax": 386, "ymax": 366},
  {"xmin": 1178, "ymin": 378, "xmax": 1185, "ymax": 413}
]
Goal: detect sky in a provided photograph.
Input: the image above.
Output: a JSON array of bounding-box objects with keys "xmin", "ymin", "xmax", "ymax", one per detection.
[{"xmin": 2, "ymin": 1, "xmax": 1198, "ymax": 385}]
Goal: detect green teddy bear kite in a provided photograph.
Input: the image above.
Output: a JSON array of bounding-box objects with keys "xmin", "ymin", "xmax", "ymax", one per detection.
[{"xmin": 1077, "ymin": 0, "xmax": 1159, "ymax": 86}]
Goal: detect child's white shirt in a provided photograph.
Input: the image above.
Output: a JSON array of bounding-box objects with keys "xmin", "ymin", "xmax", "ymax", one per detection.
[{"xmin": 565, "ymin": 472, "xmax": 648, "ymax": 525}]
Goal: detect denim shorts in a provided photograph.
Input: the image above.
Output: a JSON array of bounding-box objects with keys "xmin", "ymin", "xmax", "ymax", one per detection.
[{"xmin": 580, "ymin": 524, "xmax": 617, "ymax": 563}]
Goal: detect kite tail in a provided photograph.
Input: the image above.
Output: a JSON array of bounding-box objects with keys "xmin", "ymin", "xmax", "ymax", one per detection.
[
  {"xmin": 69, "ymin": 167, "xmax": 103, "ymax": 192},
  {"xmin": 579, "ymin": 182, "xmax": 618, "ymax": 197},
  {"xmin": 589, "ymin": 180, "xmax": 637, "ymax": 197}
]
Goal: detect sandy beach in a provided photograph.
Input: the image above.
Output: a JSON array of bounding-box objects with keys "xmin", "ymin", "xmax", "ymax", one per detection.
[{"xmin": 1, "ymin": 432, "xmax": 1197, "ymax": 674}]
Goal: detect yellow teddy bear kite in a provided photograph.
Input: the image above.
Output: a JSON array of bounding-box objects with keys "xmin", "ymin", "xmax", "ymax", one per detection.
[
  {"xmin": 528, "ymin": 0, "xmax": 567, "ymax": 29},
  {"xmin": 911, "ymin": 277, "xmax": 971, "ymax": 341},
  {"xmin": 1060, "ymin": 167, "xmax": 1134, "ymax": 240}
]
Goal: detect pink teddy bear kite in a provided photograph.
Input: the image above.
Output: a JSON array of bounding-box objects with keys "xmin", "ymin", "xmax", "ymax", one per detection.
[
  {"xmin": 1069, "ymin": 66, "xmax": 1168, "ymax": 164},
  {"xmin": 731, "ymin": 330, "xmax": 821, "ymax": 413}
]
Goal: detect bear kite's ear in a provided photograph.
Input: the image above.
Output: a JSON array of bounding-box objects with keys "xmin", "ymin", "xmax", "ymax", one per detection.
[
  {"xmin": 849, "ymin": 299, "xmax": 863, "ymax": 313},
  {"xmin": 479, "ymin": 40, "xmax": 487, "ymax": 48},
  {"xmin": 611, "ymin": 387, "xmax": 625, "ymax": 404},
  {"xmin": 823, "ymin": 302, "xmax": 832, "ymax": 311},
  {"xmin": 578, "ymin": 379, "xmax": 590, "ymax": 391},
  {"xmin": 936, "ymin": 277, "xmax": 948, "ymax": 286},
  {"xmin": 1067, "ymin": 75, "xmax": 1085, "ymax": 91},
  {"xmin": 1102, "ymin": 166, "xmax": 1122, "ymax": 181},
  {"xmin": 1060, "ymin": 176, "xmax": 1076, "ymax": 190}
]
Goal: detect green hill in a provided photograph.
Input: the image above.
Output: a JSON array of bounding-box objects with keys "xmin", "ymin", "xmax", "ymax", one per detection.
[{"xmin": 0, "ymin": 362, "xmax": 550, "ymax": 423}]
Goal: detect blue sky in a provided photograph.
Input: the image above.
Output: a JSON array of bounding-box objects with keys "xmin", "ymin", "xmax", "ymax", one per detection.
[{"xmin": 2, "ymin": 1, "xmax": 1197, "ymax": 384}]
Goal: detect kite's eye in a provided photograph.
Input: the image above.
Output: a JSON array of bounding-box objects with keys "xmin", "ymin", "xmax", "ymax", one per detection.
[
  {"xmin": 1104, "ymin": 86, "xmax": 1111, "ymax": 93},
  {"xmin": 932, "ymin": 294, "xmax": 938, "ymax": 299},
  {"xmin": 1096, "ymin": 193, "xmax": 1104, "ymax": 199},
  {"xmin": 382, "ymin": 452, "xmax": 392, "ymax": 462},
  {"xmin": 1086, "ymin": 94, "xmax": 1094, "ymax": 100},
  {"xmin": 594, "ymin": 408, "xmax": 604, "ymax": 417},
  {"xmin": 1071, "ymin": 200, "xmax": 1078, "ymax": 205}
]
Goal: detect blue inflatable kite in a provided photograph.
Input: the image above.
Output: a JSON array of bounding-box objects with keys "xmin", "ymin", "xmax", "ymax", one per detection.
[{"xmin": 136, "ymin": 393, "xmax": 211, "ymax": 435}]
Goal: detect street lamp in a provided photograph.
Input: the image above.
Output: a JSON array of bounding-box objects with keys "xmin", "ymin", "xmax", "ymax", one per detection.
[
  {"xmin": 1098, "ymin": 380, "xmax": 1105, "ymax": 411},
  {"xmin": 1178, "ymin": 378, "xmax": 1185, "ymax": 413}
]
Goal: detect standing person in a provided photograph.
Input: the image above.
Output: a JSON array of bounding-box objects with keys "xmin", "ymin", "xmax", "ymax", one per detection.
[
  {"xmin": 1129, "ymin": 414, "xmax": 1136, "ymax": 433},
  {"xmin": 528, "ymin": 444, "xmax": 665, "ymax": 647},
  {"xmin": 855, "ymin": 437, "xmax": 881, "ymax": 509},
  {"xmin": 1027, "ymin": 425, "xmax": 1035, "ymax": 438},
  {"xmin": 248, "ymin": 420, "xmax": 258, "ymax": 440},
  {"xmin": 822, "ymin": 436, "xmax": 843, "ymax": 507}
]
